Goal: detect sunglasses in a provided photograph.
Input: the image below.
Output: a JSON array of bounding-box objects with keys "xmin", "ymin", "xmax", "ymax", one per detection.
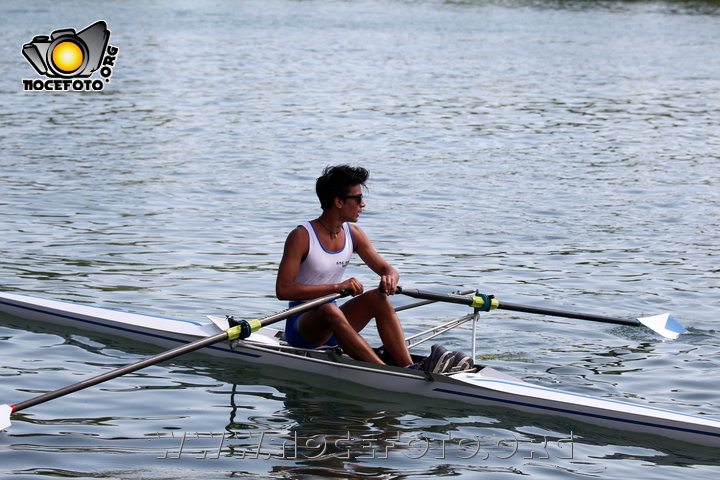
[{"xmin": 341, "ymin": 194, "xmax": 363, "ymax": 203}]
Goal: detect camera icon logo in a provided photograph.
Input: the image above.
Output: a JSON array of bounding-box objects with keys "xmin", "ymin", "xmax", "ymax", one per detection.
[
  {"xmin": 23, "ymin": 21, "xmax": 109, "ymax": 78},
  {"xmin": 22, "ymin": 21, "xmax": 119, "ymax": 91}
]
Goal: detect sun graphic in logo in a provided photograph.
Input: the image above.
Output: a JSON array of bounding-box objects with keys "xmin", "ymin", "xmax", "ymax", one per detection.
[{"xmin": 51, "ymin": 41, "xmax": 84, "ymax": 73}]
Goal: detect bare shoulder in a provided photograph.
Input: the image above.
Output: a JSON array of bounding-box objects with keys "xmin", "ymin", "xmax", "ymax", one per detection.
[
  {"xmin": 283, "ymin": 225, "xmax": 309, "ymax": 255},
  {"xmin": 287, "ymin": 224, "xmax": 308, "ymax": 241},
  {"xmin": 349, "ymin": 224, "xmax": 371, "ymax": 249}
]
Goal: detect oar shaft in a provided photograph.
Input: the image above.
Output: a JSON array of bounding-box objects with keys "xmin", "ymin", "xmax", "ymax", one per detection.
[
  {"xmin": 12, "ymin": 332, "xmax": 229, "ymax": 413},
  {"xmin": 398, "ymin": 288, "xmax": 472, "ymax": 306},
  {"xmin": 497, "ymin": 301, "xmax": 640, "ymax": 327},
  {"xmin": 397, "ymin": 287, "xmax": 640, "ymax": 327},
  {"xmin": 10, "ymin": 291, "xmax": 347, "ymax": 415},
  {"xmin": 394, "ymin": 289, "xmax": 475, "ymax": 312},
  {"xmin": 258, "ymin": 292, "xmax": 346, "ymax": 327}
]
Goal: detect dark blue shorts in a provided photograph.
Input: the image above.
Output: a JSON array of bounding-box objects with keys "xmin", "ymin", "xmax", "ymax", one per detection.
[{"xmin": 284, "ymin": 301, "xmax": 339, "ymax": 349}]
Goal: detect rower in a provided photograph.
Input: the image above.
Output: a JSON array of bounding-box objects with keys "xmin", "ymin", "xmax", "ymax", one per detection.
[
  {"xmin": 275, "ymin": 165, "xmax": 473, "ymax": 373},
  {"xmin": 275, "ymin": 165, "xmax": 414, "ymax": 366}
]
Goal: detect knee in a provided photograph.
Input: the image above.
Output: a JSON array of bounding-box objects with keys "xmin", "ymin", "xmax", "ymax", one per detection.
[
  {"xmin": 317, "ymin": 303, "xmax": 345, "ymax": 325},
  {"xmin": 367, "ymin": 288, "xmax": 393, "ymax": 310},
  {"xmin": 317, "ymin": 303, "xmax": 340, "ymax": 315}
]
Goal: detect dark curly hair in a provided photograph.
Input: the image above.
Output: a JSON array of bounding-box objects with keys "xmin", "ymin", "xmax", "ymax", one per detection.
[{"xmin": 315, "ymin": 165, "xmax": 369, "ymax": 210}]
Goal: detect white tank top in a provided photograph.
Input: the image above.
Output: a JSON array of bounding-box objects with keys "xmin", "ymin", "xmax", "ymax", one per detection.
[{"xmin": 294, "ymin": 221, "xmax": 354, "ymax": 285}]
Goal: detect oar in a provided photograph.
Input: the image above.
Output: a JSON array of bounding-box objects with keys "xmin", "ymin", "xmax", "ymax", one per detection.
[
  {"xmin": 393, "ymin": 288, "xmax": 475, "ymax": 312},
  {"xmin": 0, "ymin": 291, "xmax": 349, "ymax": 431},
  {"xmin": 395, "ymin": 287, "xmax": 686, "ymax": 340}
]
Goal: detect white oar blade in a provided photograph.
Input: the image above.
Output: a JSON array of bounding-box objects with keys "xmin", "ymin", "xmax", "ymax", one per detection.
[
  {"xmin": 638, "ymin": 313, "xmax": 686, "ymax": 340},
  {"xmin": 0, "ymin": 404, "xmax": 12, "ymax": 431}
]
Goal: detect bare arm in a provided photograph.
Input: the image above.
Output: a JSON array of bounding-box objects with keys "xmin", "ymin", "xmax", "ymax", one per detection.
[
  {"xmin": 351, "ymin": 224, "xmax": 399, "ymax": 295},
  {"xmin": 275, "ymin": 226, "xmax": 363, "ymax": 300}
]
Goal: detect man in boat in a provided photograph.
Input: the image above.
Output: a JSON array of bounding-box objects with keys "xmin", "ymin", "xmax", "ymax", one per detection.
[{"xmin": 276, "ymin": 165, "xmax": 472, "ymax": 372}]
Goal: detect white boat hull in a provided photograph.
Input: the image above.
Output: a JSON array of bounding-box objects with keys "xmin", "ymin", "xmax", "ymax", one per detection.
[{"xmin": 2, "ymin": 291, "xmax": 720, "ymax": 447}]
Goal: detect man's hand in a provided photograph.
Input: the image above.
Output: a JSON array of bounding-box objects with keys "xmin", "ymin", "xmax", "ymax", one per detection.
[
  {"xmin": 339, "ymin": 277, "xmax": 364, "ymax": 296},
  {"xmin": 379, "ymin": 273, "xmax": 399, "ymax": 296}
]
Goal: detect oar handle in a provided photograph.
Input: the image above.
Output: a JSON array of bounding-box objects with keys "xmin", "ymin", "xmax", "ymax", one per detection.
[
  {"xmin": 396, "ymin": 287, "xmax": 497, "ymax": 311},
  {"xmin": 396, "ymin": 287, "xmax": 473, "ymax": 306},
  {"xmin": 394, "ymin": 288, "xmax": 476, "ymax": 312},
  {"xmin": 259, "ymin": 290, "xmax": 350, "ymax": 328},
  {"xmin": 226, "ymin": 290, "xmax": 351, "ymax": 340}
]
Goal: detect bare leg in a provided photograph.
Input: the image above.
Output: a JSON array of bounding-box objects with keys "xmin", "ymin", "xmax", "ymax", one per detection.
[
  {"xmin": 295, "ymin": 289, "xmax": 413, "ymax": 366},
  {"xmin": 342, "ymin": 289, "xmax": 413, "ymax": 367},
  {"xmin": 296, "ymin": 302, "xmax": 384, "ymax": 364}
]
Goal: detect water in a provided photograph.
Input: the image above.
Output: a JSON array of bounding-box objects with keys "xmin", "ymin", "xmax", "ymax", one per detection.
[{"xmin": 2, "ymin": 0, "xmax": 720, "ymax": 477}]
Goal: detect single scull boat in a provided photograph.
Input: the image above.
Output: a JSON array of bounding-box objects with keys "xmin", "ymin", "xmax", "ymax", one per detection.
[{"xmin": 0, "ymin": 290, "xmax": 719, "ymax": 447}]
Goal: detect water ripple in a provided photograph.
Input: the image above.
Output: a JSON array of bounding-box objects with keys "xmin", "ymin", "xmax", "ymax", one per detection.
[{"xmin": 2, "ymin": 0, "xmax": 720, "ymax": 478}]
